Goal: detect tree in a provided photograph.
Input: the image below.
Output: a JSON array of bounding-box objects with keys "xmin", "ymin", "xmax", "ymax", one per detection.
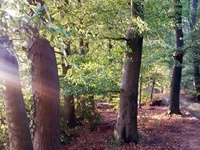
[
  {"xmin": 140, "ymin": 0, "xmax": 173, "ymax": 97},
  {"xmin": 191, "ymin": 0, "xmax": 200, "ymax": 100},
  {"xmin": 46, "ymin": 0, "xmax": 122, "ymax": 123},
  {"xmin": 114, "ymin": 0, "xmax": 143, "ymax": 144},
  {"xmin": 59, "ymin": 44, "xmax": 78, "ymax": 128},
  {"xmin": 0, "ymin": 36, "xmax": 33, "ymax": 150},
  {"xmin": 28, "ymin": 36, "xmax": 60, "ymax": 150},
  {"xmin": 168, "ymin": 0, "xmax": 184, "ymax": 114},
  {"xmin": 24, "ymin": 0, "xmax": 60, "ymax": 149}
]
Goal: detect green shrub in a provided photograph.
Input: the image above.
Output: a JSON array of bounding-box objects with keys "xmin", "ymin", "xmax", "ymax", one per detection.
[
  {"xmin": 60, "ymin": 126, "xmax": 72, "ymax": 145},
  {"xmin": 75, "ymin": 95, "xmax": 102, "ymax": 124},
  {"xmin": 141, "ymin": 92, "xmax": 151, "ymax": 104},
  {"xmin": 0, "ymin": 118, "xmax": 9, "ymax": 149}
]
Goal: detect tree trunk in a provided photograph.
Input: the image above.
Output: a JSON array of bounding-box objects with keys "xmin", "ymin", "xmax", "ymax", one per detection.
[
  {"xmin": 150, "ymin": 78, "xmax": 155, "ymax": 101},
  {"xmin": 79, "ymin": 38, "xmax": 89, "ymax": 55},
  {"xmin": 139, "ymin": 74, "xmax": 142, "ymax": 109},
  {"xmin": 193, "ymin": 62, "xmax": 200, "ymax": 100},
  {"xmin": 114, "ymin": 1, "xmax": 143, "ymax": 144},
  {"xmin": 61, "ymin": 44, "xmax": 78, "ymax": 127},
  {"xmin": 191, "ymin": 0, "xmax": 200, "ymax": 100},
  {"xmin": 168, "ymin": 0, "xmax": 184, "ymax": 114},
  {"xmin": 191, "ymin": 0, "xmax": 198, "ymax": 27},
  {"xmin": 64, "ymin": 95, "xmax": 78, "ymax": 127},
  {"xmin": 28, "ymin": 37, "xmax": 60, "ymax": 150},
  {"xmin": 0, "ymin": 38, "xmax": 33, "ymax": 150}
]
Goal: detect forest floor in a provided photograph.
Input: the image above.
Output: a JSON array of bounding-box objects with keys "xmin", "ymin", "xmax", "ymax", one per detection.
[{"xmin": 63, "ymin": 95, "xmax": 200, "ymax": 150}]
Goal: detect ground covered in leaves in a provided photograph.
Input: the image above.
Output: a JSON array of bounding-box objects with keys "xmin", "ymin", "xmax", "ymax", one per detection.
[{"xmin": 62, "ymin": 98, "xmax": 200, "ymax": 150}]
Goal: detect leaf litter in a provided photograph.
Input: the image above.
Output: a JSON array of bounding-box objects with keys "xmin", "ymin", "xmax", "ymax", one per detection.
[{"xmin": 63, "ymin": 98, "xmax": 200, "ymax": 150}]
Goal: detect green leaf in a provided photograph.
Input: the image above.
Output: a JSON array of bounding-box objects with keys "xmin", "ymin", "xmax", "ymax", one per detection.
[
  {"xmin": 49, "ymin": 27, "xmax": 56, "ymax": 33},
  {"xmin": 64, "ymin": 31, "xmax": 70, "ymax": 37},
  {"xmin": 57, "ymin": 25, "xmax": 62, "ymax": 32}
]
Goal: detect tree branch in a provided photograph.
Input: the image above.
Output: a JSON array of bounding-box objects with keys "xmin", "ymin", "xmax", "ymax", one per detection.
[
  {"xmin": 103, "ymin": 36, "xmax": 128, "ymax": 41},
  {"xmin": 55, "ymin": 51, "xmax": 64, "ymax": 56}
]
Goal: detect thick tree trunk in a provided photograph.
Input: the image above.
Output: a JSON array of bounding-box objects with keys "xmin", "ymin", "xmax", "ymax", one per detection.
[
  {"xmin": 191, "ymin": 0, "xmax": 200, "ymax": 100},
  {"xmin": 114, "ymin": 1, "xmax": 143, "ymax": 144},
  {"xmin": 0, "ymin": 40, "xmax": 33, "ymax": 150},
  {"xmin": 28, "ymin": 37, "xmax": 60, "ymax": 150},
  {"xmin": 168, "ymin": 0, "xmax": 184, "ymax": 114}
]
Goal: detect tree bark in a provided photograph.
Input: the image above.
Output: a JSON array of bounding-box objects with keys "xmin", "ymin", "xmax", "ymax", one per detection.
[
  {"xmin": 139, "ymin": 74, "xmax": 142, "ymax": 109},
  {"xmin": 64, "ymin": 95, "xmax": 78, "ymax": 127},
  {"xmin": 28, "ymin": 37, "xmax": 60, "ymax": 150},
  {"xmin": 168, "ymin": 0, "xmax": 184, "ymax": 114},
  {"xmin": 61, "ymin": 44, "xmax": 78, "ymax": 128},
  {"xmin": 65, "ymin": 0, "xmax": 69, "ymax": 4},
  {"xmin": 114, "ymin": 1, "xmax": 143, "ymax": 144},
  {"xmin": 0, "ymin": 37, "xmax": 33, "ymax": 150},
  {"xmin": 26, "ymin": 0, "xmax": 60, "ymax": 148},
  {"xmin": 150, "ymin": 78, "xmax": 155, "ymax": 101},
  {"xmin": 191, "ymin": 0, "xmax": 198, "ymax": 27}
]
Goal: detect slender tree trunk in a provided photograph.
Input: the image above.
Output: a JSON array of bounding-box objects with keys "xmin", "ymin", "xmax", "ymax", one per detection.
[
  {"xmin": 191, "ymin": 0, "xmax": 198, "ymax": 26},
  {"xmin": 114, "ymin": 1, "xmax": 143, "ymax": 144},
  {"xmin": 28, "ymin": 37, "xmax": 60, "ymax": 150},
  {"xmin": 168, "ymin": 0, "xmax": 184, "ymax": 114},
  {"xmin": 0, "ymin": 36, "xmax": 33, "ymax": 150},
  {"xmin": 64, "ymin": 95, "xmax": 78, "ymax": 127},
  {"xmin": 61, "ymin": 44, "xmax": 78, "ymax": 127},
  {"xmin": 79, "ymin": 39, "xmax": 84, "ymax": 54},
  {"xmin": 191, "ymin": 0, "xmax": 200, "ymax": 100},
  {"xmin": 150, "ymin": 78, "xmax": 155, "ymax": 101},
  {"xmin": 193, "ymin": 61, "xmax": 200, "ymax": 100}
]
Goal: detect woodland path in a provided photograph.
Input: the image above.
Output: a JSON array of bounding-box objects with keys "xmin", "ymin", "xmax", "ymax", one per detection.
[
  {"xmin": 180, "ymin": 95, "xmax": 200, "ymax": 119},
  {"xmin": 63, "ymin": 96, "xmax": 200, "ymax": 150}
]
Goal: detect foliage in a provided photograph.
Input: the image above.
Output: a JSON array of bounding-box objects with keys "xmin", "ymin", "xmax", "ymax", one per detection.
[
  {"xmin": 60, "ymin": 44, "xmax": 122, "ymax": 96},
  {"xmin": 140, "ymin": 0, "xmax": 174, "ymax": 92},
  {"xmin": 0, "ymin": 91, "xmax": 9, "ymax": 149},
  {"xmin": 75, "ymin": 95, "xmax": 102, "ymax": 124},
  {"xmin": 0, "ymin": 124, "xmax": 9, "ymax": 149},
  {"xmin": 141, "ymin": 92, "xmax": 151, "ymax": 104},
  {"xmin": 60, "ymin": 118, "xmax": 71, "ymax": 145}
]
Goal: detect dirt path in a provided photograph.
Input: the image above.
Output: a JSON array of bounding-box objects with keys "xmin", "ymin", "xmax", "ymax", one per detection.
[
  {"xmin": 63, "ymin": 100, "xmax": 200, "ymax": 150},
  {"xmin": 138, "ymin": 106, "xmax": 200, "ymax": 149},
  {"xmin": 180, "ymin": 96, "xmax": 200, "ymax": 119}
]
